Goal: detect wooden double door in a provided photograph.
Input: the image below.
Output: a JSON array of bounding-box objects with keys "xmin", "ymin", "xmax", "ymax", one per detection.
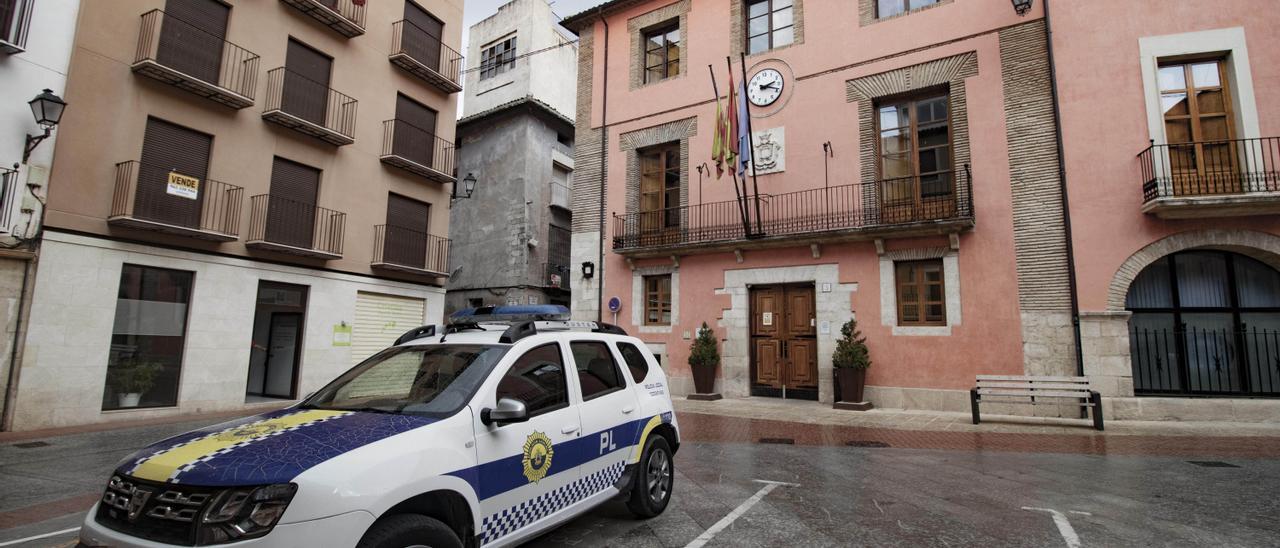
[{"xmin": 750, "ymin": 284, "xmax": 818, "ymax": 400}]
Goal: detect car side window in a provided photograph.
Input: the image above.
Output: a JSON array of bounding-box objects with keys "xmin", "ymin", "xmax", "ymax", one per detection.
[
  {"xmin": 570, "ymin": 341, "xmax": 626, "ymax": 401},
  {"xmin": 496, "ymin": 343, "xmax": 568, "ymax": 416},
  {"xmin": 616, "ymin": 342, "xmax": 650, "ymax": 384}
]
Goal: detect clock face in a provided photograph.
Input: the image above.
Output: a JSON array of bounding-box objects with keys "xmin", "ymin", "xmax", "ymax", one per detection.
[{"xmin": 747, "ymin": 68, "xmax": 784, "ymax": 107}]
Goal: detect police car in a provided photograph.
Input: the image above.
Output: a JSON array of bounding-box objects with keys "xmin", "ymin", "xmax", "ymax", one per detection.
[{"xmin": 79, "ymin": 306, "xmax": 679, "ymax": 548}]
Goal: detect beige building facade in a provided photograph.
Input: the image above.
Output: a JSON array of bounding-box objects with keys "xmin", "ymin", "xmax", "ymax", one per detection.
[{"xmin": 6, "ymin": 0, "xmax": 465, "ymax": 430}]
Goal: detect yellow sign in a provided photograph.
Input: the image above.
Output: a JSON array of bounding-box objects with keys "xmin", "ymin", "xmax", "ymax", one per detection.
[
  {"xmin": 166, "ymin": 171, "xmax": 200, "ymax": 200},
  {"xmin": 522, "ymin": 431, "xmax": 554, "ymax": 483}
]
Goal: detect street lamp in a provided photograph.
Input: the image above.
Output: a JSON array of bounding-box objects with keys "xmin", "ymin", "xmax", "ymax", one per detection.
[
  {"xmin": 453, "ymin": 172, "xmax": 477, "ymax": 201},
  {"xmin": 23, "ymin": 89, "xmax": 68, "ymax": 163},
  {"xmin": 1011, "ymin": 0, "xmax": 1033, "ymax": 16}
]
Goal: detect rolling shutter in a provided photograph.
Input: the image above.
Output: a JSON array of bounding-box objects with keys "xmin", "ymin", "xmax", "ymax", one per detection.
[
  {"xmin": 393, "ymin": 94, "xmax": 438, "ymax": 167},
  {"xmin": 404, "ymin": 1, "xmax": 443, "ymax": 71},
  {"xmin": 385, "ymin": 194, "xmax": 430, "ymax": 268},
  {"xmin": 352, "ymin": 292, "xmax": 426, "ymax": 364},
  {"xmin": 266, "ymin": 157, "xmax": 320, "ymax": 249},
  {"xmin": 283, "ymin": 39, "xmax": 332, "ymax": 126},
  {"xmin": 158, "ymin": 0, "xmax": 228, "ymax": 83},
  {"xmin": 136, "ymin": 117, "xmax": 212, "ymax": 228}
]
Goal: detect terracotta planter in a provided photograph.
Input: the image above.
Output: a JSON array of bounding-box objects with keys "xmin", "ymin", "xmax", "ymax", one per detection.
[
  {"xmin": 691, "ymin": 363, "xmax": 716, "ymax": 394},
  {"xmin": 835, "ymin": 368, "xmax": 866, "ymax": 403}
]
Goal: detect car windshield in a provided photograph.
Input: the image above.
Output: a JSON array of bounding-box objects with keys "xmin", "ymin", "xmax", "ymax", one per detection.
[{"xmin": 303, "ymin": 344, "xmax": 508, "ymax": 417}]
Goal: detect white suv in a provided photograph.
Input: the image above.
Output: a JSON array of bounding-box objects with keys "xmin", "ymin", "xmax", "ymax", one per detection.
[{"xmin": 79, "ymin": 308, "xmax": 679, "ymax": 548}]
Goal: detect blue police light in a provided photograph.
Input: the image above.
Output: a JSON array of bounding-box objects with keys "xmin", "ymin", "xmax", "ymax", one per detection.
[{"xmin": 450, "ymin": 304, "xmax": 571, "ymax": 323}]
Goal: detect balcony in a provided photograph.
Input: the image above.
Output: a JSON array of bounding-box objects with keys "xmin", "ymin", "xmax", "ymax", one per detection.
[
  {"xmin": 380, "ymin": 120, "xmax": 455, "ymax": 183},
  {"xmin": 1, "ymin": 0, "xmax": 32, "ymax": 54},
  {"xmin": 263, "ymin": 68, "xmax": 357, "ymax": 146},
  {"xmin": 390, "ymin": 20, "xmax": 463, "ymax": 94},
  {"xmin": 372, "ymin": 225, "xmax": 450, "ymax": 277},
  {"xmin": 544, "ymin": 263, "xmax": 571, "ymax": 291},
  {"xmin": 612, "ymin": 166, "xmax": 974, "ymax": 257},
  {"xmin": 550, "ymin": 181, "xmax": 571, "ymax": 211},
  {"xmin": 107, "ymin": 161, "xmax": 242, "ymax": 241},
  {"xmin": 246, "ymin": 194, "xmax": 345, "ymax": 259},
  {"xmin": 0, "ymin": 166, "xmax": 18, "ymax": 232},
  {"xmin": 131, "ymin": 10, "xmax": 259, "ymax": 109},
  {"xmin": 280, "ymin": 0, "xmax": 364, "ymax": 38},
  {"xmin": 1139, "ymin": 137, "xmax": 1280, "ymax": 219}
]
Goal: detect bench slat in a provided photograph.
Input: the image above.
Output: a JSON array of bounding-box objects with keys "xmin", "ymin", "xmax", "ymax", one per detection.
[
  {"xmin": 976, "ymin": 375, "xmax": 1089, "ymax": 382},
  {"xmin": 977, "ymin": 389, "xmax": 1093, "ymax": 398},
  {"xmin": 983, "ymin": 399, "xmax": 1097, "ymax": 407},
  {"xmin": 976, "ymin": 382, "xmax": 1097, "ymax": 391}
]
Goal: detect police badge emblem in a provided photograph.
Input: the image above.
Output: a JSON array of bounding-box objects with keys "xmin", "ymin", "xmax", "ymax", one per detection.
[{"xmin": 522, "ymin": 431, "xmax": 554, "ymax": 483}]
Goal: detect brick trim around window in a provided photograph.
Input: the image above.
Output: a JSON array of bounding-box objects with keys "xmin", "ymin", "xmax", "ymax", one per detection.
[
  {"xmin": 628, "ymin": 0, "xmax": 690, "ymax": 90},
  {"xmin": 730, "ymin": 0, "xmax": 805, "ymax": 59},
  {"xmin": 858, "ymin": 0, "xmax": 954, "ymax": 27}
]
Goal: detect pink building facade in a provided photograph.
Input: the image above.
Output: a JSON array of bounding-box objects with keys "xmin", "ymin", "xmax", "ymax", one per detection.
[
  {"xmin": 1053, "ymin": 0, "xmax": 1280, "ymax": 420},
  {"xmin": 560, "ymin": 0, "xmax": 1280, "ymax": 420}
]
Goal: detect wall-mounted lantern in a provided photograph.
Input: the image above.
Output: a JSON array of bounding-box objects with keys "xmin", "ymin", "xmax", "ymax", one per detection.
[
  {"xmin": 23, "ymin": 89, "xmax": 68, "ymax": 163},
  {"xmin": 1011, "ymin": 0, "xmax": 1033, "ymax": 16},
  {"xmin": 452, "ymin": 172, "xmax": 477, "ymax": 201}
]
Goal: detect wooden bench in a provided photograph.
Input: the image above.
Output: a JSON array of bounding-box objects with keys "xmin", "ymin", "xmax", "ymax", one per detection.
[{"xmin": 970, "ymin": 375, "xmax": 1104, "ymax": 431}]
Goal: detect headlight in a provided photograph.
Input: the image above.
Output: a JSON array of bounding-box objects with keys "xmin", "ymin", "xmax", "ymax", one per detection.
[{"xmin": 197, "ymin": 483, "xmax": 297, "ymax": 544}]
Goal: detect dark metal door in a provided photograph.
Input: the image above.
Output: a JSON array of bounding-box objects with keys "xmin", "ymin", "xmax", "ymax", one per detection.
[
  {"xmin": 403, "ymin": 1, "xmax": 443, "ymax": 72},
  {"xmin": 136, "ymin": 118, "xmax": 212, "ymax": 229},
  {"xmin": 158, "ymin": 0, "xmax": 228, "ymax": 84},
  {"xmin": 394, "ymin": 94, "xmax": 438, "ymax": 168},
  {"xmin": 266, "ymin": 157, "xmax": 320, "ymax": 249},
  {"xmin": 385, "ymin": 194, "xmax": 430, "ymax": 268},
  {"xmin": 283, "ymin": 39, "xmax": 332, "ymax": 126}
]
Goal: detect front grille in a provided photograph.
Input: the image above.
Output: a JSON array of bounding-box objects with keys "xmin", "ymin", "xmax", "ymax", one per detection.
[{"xmin": 96, "ymin": 475, "xmax": 217, "ymax": 546}]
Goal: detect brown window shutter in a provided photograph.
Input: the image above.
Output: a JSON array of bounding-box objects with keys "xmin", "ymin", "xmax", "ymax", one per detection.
[
  {"xmin": 384, "ymin": 193, "xmax": 430, "ymax": 268},
  {"xmin": 394, "ymin": 93, "xmax": 438, "ymax": 168},
  {"xmin": 266, "ymin": 157, "xmax": 320, "ymax": 249},
  {"xmin": 283, "ymin": 39, "xmax": 332, "ymax": 126},
  {"xmin": 158, "ymin": 0, "xmax": 229, "ymax": 83},
  {"xmin": 136, "ymin": 117, "xmax": 213, "ymax": 229},
  {"xmin": 403, "ymin": 1, "xmax": 444, "ymax": 71}
]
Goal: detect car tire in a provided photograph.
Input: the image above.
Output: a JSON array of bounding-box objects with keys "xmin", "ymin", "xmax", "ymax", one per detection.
[
  {"xmin": 627, "ymin": 435, "xmax": 674, "ymax": 518},
  {"xmin": 355, "ymin": 514, "xmax": 462, "ymax": 548}
]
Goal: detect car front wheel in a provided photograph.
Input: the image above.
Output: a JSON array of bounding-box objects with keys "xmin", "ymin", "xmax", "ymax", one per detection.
[
  {"xmin": 355, "ymin": 514, "xmax": 462, "ymax": 548},
  {"xmin": 627, "ymin": 435, "xmax": 673, "ymax": 518}
]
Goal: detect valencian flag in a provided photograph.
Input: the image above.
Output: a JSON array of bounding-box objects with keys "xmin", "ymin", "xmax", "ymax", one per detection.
[{"xmin": 712, "ymin": 72, "xmax": 739, "ymax": 179}]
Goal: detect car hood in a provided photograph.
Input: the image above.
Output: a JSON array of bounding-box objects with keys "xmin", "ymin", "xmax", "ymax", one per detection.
[{"xmin": 116, "ymin": 407, "xmax": 438, "ymax": 487}]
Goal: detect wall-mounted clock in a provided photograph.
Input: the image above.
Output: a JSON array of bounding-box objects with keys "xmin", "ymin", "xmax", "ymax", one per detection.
[{"xmin": 747, "ymin": 68, "xmax": 785, "ymax": 107}]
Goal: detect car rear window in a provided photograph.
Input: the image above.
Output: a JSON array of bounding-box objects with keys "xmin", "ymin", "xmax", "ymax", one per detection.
[
  {"xmin": 616, "ymin": 342, "xmax": 650, "ymax": 384},
  {"xmin": 570, "ymin": 341, "xmax": 626, "ymax": 400}
]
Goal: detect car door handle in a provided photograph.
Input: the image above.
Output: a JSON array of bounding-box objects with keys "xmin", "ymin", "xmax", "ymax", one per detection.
[
  {"xmin": 622, "ymin": 406, "xmax": 636, "ymax": 414},
  {"xmin": 561, "ymin": 425, "xmax": 580, "ymax": 434}
]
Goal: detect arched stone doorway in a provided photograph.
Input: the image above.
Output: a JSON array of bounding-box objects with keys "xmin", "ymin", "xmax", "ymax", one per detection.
[{"xmin": 1125, "ymin": 250, "xmax": 1280, "ymax": 396}]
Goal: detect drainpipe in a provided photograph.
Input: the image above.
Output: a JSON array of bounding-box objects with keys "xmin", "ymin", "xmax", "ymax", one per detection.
[
  {"xmin": 1043, "ymin": 0, "xmax": 1085, "ymax": 377},
  {"xmin": 596, "ymin": 8, "xmax": 609, "ymax": 323}
]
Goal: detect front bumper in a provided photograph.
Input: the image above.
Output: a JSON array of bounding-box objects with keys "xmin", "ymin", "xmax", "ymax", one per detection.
[{"xmin": 78, "ymin": 503, "xmax": 375, "ymax": 548}]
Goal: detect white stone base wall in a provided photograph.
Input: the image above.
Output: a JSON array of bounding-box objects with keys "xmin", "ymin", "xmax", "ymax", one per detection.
[
  {"xmin": 569, "ymin": 231, "xmax": 600, "ymax": 321},
  {"xmin": 1020, "ymin": 310, "xmax": 1077, "ymax": 377},
  {"xmin": 10, "ymin": 232, "xmax": 444, "ymax": 431},
  {"xmin": 1079, "ymin": 311, "xmax": 1136, "ymax": 397},
  {"xmin": 1107, "ymin": 397, "xmax": 1280, "ymax": 423}
]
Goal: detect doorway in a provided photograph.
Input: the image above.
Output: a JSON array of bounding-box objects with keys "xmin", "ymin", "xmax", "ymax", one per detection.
[
  {"xmin": 749, "ymin": 283, "xmax": 818, "ymax": 400},
  {"xmin": 246, "ymin": 281, "xmax": 309, "ymax": 400}
]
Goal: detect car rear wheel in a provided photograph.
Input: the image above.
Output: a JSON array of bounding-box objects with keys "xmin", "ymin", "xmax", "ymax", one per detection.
[
  {"xmin": 356, "ymin": 514, "xmax": 462, "ymax": 548},
  {"xmin": 627, "ymin": 435, "xmax": 673, "ymax": 518}
]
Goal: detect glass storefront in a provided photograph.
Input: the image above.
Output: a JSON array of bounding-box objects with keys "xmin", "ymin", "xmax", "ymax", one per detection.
[{"xmin": 102, "ymin": 265, "xmax": 194, "ymax": 410}]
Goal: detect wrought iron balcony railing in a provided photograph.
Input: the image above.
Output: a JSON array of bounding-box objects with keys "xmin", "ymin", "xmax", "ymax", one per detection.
[
  {"xmin": 544, "ymin": 262, "xmax": 571, "ymax": 291},
  {"xmin": 390, "ymin": 20, "xmax": 463, "ymax": 93},
  {"xmin": 372, "ymin": 225, "xmax": 450, "ymax": 276},
  {"xmin": 263, "ymin": 67, "xmax": 357, "ymax": 146},
  {"xmin": 247, "ymin": 194, "xmax": 345, "ymax": 259},
  {"xmin": 280, "ymin": 0, "xmax": 365, "ymax": 38},
  {"xmin": 1140, "ymin": 137, "xmax": 1280, "ymax": 200},
  {"xmin": 612, "ymin": 166, "xmax": 973, "ymax": 254},
  {"xmin": 0, "ymin": 165, "xmax": 18, "ymax": 233},
  {"xmin": 108, "ymin": 161, "xmax": 243, "ymax": 241},
  {"xmin": 380, "ymin": 120, "xmax": 455, "ymax": 183},
  {"xmin": 1, "ymin": 0, "xmax": 33, "ymax": 54},
  {"xmin": 132, "ymin": 9, "xmax": 259, "ymax": 108},
  {"xmin": 1130, "ymin": 325, "xmax": 1280, "ymax": 397}
]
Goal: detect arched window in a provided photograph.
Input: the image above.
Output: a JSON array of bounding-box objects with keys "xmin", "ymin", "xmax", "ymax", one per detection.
[{"xmin": 1127, "ymin": 251, "xmax": 1280, "ymax": 396}]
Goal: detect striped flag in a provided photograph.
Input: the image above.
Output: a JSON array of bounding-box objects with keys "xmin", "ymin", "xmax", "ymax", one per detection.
[{"xmin": 712, "ymin": 72, "xmax": 738, "ymax": 179}]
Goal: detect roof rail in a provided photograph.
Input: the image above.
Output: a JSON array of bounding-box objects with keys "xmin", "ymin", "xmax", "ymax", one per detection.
[
  {"xmin": 499, "ymin": 320, "xmax": 629, "ymax": 344},
  {"xmin": 394, "ymin": 325, "xmax": 437, "ymax": 345}
]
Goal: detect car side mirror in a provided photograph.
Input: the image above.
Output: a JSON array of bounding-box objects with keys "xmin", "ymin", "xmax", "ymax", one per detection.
[{"xmin": 482, "ymin": 397, "xmax": 529, "ymax": 426}]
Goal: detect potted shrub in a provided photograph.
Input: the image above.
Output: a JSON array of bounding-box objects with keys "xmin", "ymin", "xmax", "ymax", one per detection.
[
  {"xmin": 688, "ymin": 322, "xmax": 720, "ymax": 395},
  {"xmin": 832, "ymin": 319, "xmax": 871, "ymax": 403},
  {"xmin": 108, "ymin": 360, "xmax": 162, "ymax": 408}
]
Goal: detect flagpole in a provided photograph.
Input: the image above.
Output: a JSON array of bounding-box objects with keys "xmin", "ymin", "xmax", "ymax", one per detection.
[
  {"xmin": 708, "ymin": 64, "xmax": 751, "ymax": 237},
  {"xmin": 737, "ymin": 53, "xmax": 764, "ymax": 237},
  {"xmin": 726, "ymin": 57, "xmax": 754, "ymax": 237}
]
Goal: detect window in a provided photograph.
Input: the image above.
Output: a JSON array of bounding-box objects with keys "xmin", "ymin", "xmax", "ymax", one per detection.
[
  {"xmin": 876, "ymin": 0, "xmax": 939, "ymax": 18},
  {"xmin": 102, "ymin": 265, "xmax": 194, "ymax": 410},
  {"xmin": 308, "ymin": 344, "xmax": 508, "ymax": 416},
  {"xmin": 617, "ymin": 342, "xmax": 652, "ymax": 384},
  {"xmin": 480, "ymin": 35, "xmax": 516, "ymax": 80},
  {"xmin": 746, "ymin": 0, "xmax": 794, "ymax": 55},
  {"xmin": 1126, "ymin": 251, "xmax": 1280, "ymax": 396},
  {"xmin": 1158, "ymin": 58, "xmax": 1235, "ymax": 178},
  {"xmin": 496, "ymin": 343, "xmax": 568, "ymax": 416},
  {"xmin": 895, "ymin": 260, "xmax": 945, "ymax": 326},
  {"xmin": 570, "ymin": 341, "xmax": 626, "ymax": 400},
  {"xmin": 0, "ymin": 0, "xmax": 32, "ymax": 52},
  {"xmin": 642, "ymin": 23, "xmax": 680, "ymax": 83},
  {"xmin": 877, "ymin": 92, "xmax": 953, "ymax": 209},
  {"xmin": 644, "ymin": 275, "xmax": 673, "ymax": 326},
  {"xmin": 639, "ymin": 144, "xmax": 681, "ymax": 232}
]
